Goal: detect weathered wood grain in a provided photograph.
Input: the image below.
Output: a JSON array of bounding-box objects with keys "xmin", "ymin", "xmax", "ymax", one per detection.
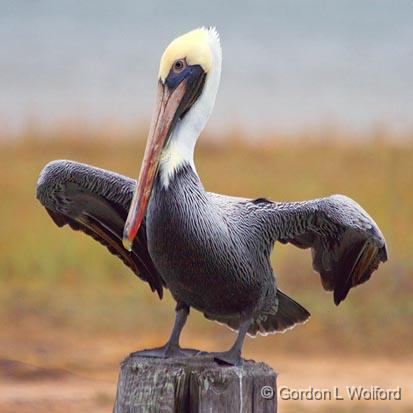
[{"xmin": 113, "ymin": 354, "xmax": 277, "ymax": 413}]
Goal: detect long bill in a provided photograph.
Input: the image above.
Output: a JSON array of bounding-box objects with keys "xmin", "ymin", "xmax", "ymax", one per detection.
[{"xmin": 122, "ymin": 80, "xmax": 187, "ymax": 251}]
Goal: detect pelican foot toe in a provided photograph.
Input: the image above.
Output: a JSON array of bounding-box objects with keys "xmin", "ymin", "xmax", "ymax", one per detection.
[
  {"xmin": 130, "ymin": 345, "xmax": 197, "ymax": 359},
  {"xmin": 213, "ymin": 351, "xmax": 242, "ymax": 366},
  {"xmin": 195, "ymin": 350, "xmax": 242, "ymax": 366}
]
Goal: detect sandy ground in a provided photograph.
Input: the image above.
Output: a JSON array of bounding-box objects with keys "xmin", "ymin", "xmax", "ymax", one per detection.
[
  {"xmin": 1, "ymin": 353, "xmax": 411, "ymax": 413},
  {"xmin": 275, "ymin": 356, "xmax": 412, "ymax": 413},
  {"xmin": 1, "ymin": 322, "xmax": 411, "ymax": 412}
]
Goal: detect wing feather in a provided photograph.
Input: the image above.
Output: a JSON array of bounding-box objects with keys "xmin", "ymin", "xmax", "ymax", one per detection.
[
  {"xmin": 37, "ymin": 160, "xmax": 164, "ymax": 298},
  {"xmin": 257, "ymin": 194, "xmax": 388, "ymax": 305}
]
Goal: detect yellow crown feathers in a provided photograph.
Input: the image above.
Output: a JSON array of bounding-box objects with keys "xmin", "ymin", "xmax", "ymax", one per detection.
[{"xmin": 159, "ymin": 28, "xmax": 213, "ymax": 82}]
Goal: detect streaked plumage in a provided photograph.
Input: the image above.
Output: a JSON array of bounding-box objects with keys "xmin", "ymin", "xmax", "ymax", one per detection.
[{"xmin": 36, "ymin": 27, "xmax": 387, "ymax": 365}]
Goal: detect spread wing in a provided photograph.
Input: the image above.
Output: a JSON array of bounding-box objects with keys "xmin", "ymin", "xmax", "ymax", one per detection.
[
  {"xmin": 254, "ymin": 194, "xmax": 388, "ymax": 305},
  {"xmin": 36, "ymin": 160, "xmax": 165, "ymax": 298}
]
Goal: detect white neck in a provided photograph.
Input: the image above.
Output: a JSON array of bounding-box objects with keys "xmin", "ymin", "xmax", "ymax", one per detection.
[{"xmin": 159, "ymin": 30, "xmax": 222, "ymax": 187}]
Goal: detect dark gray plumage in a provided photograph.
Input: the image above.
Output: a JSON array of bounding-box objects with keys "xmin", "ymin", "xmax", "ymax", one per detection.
[
  {"xmin": 36, "ymin": 160, "xmax": 165, "ymax": 298},
  {"xmin": 37, "ymin": 159, "xmax": 387, "ymax": 345}
]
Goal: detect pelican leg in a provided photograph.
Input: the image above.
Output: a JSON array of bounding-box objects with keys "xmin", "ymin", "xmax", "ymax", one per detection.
[
  {"xmin": 198, "ymin": 316, "xmax": 253, "ymax": 366},
  {"xmin": 130, "ymin": 302, "xmax": 197, "ymax": 358}
]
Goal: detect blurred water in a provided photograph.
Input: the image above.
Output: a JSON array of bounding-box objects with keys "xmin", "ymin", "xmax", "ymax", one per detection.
[{"xmin": 1, "ymin": 0, "xmax": 412, "ymax": 137}]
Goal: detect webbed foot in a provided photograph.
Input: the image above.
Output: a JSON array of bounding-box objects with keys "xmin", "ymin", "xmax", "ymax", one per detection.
[
  {"xmin": 130, "ymin": 344, "xmax": 198, "ymax": 359},
  {"xmin": 196, "ymin": 350, "xmax": 242, "ymax": 366}
]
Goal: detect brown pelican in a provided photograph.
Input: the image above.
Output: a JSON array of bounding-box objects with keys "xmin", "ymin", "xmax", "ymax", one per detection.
[{"xmin": 37, "ymin": 27, "xmax": 387, "ymax": 365}]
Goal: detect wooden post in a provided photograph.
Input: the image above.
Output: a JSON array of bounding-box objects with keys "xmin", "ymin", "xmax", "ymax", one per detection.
[{"xmin": 113, "ymin": 354, "xmax": 277, "ymax": 413}]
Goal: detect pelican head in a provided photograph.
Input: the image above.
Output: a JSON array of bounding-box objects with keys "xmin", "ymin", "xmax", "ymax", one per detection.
[{"xmin": 123, "ymin": 27, "xmax": 222, "ymax": 250}]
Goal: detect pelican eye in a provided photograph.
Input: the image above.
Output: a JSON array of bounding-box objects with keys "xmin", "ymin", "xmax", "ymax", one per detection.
[{"xmin": 173, "ymin": 59, "xmax": 186, "ymax": 73}]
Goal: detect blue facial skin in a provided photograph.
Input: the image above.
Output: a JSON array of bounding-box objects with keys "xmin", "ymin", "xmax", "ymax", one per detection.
[
  {"xmin": 163, "ymin": 64, "xmax": 206, "ymax": 127},
  {"xmin": 165, "ymin": 65, "xmax": 204, "ymax": 90}
]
